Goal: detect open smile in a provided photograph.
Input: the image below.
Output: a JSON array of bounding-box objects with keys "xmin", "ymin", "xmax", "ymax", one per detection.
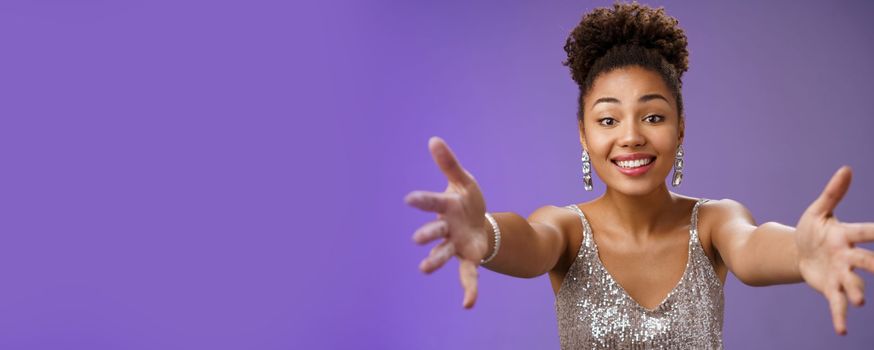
[{"xmin": 611, "ymin": 156, "xmax": 657, "ymax": 176}]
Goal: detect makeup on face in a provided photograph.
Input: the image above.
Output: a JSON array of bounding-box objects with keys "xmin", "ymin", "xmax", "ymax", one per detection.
[{"xmin": 581, "ymin": 67, "xmax": 681, "ymax": 192}]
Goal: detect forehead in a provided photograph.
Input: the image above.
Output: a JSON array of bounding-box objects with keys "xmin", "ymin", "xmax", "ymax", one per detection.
[{"xmin": 585, "ymin": 66, "xmax": 674, "ymax": 108}]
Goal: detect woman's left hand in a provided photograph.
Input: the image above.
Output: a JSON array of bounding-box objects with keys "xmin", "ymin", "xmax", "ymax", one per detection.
[{"xmin": 796, "ymin": 166, "xmax": 874, "ymax": 335}]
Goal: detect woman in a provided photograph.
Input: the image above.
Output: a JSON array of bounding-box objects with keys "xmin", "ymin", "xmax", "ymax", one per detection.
[{"xmin": 404, "ymin": 2, "xmax": 874, "ymax": 348}]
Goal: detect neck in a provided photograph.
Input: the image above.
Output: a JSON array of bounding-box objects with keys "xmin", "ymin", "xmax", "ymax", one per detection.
[{"xmin": 598, "ymin": 183, "xmax": 677, "ymax": 239}]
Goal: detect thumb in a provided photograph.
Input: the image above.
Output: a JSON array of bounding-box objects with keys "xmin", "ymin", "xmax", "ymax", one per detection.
[
  {"xmin": 429, "ymin": 136, "xmax": 472, "ymax": 186},
  {"xmin": 807, "ymin": 166, "xmax": 853, "ymax": 218}
]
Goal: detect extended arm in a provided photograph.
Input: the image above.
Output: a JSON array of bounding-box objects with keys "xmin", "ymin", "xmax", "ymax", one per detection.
[
  {"xmin": 477, "ymin": 208, "xmax": 567, "ymax": 278},
  {"xmin": 710, "ymin": 167, "xmax": 874, "ymax": 335},
  {"xmin": 406, "ymin": 137, "xmax": 567, "ymax": 309},
  {"xmin": 708, "ymin": 200, "xmax": 802, "ymax": 286}
]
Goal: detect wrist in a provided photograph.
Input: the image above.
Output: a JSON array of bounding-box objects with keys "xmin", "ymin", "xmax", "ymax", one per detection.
[{"xmin": 481, "ymin": 212, "xmax": 501, "ymax": 265}]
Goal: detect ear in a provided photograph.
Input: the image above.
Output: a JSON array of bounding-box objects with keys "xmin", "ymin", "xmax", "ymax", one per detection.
[
  {"xmin": 578, "ymin": 119, "xmax": 589, "ymax": 151},
  {"xmin": 678, "ymin": 115, "xmax": 685, "ymax": 145}
]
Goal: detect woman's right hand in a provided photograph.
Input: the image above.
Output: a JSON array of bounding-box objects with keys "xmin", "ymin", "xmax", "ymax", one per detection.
[{"xmin": 404, "ymin": 136, "xmax": 489, "ymax": 309}]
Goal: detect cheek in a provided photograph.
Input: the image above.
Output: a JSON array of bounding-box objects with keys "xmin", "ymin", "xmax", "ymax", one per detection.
[
  {"xmin": 655, "ymin": 142, "xmax": 680, "ymax": 171},
  {"xmin": 585, "ymin": 137, "xmax": 611, "ymax": 159},
  {"xmin": 647, "ymin": 128, "xmax": 680, "ymax": 151},
  {"xmin": 585, "ymin": 139, "xmax": 614, "ymax": 173}
]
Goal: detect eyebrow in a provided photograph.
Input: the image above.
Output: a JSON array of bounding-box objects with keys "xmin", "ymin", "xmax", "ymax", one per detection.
[{"xmin": 591, "ymin": 93, "xmax": 670, "ymax": 108}]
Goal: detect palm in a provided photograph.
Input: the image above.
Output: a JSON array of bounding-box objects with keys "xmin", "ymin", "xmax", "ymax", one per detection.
[
  {"xmin": 796, "ymin": 166, "xmax": 874, "ymax": 335},
  {"xmin": 440, "ymin": 181, "xmax": 488, "ymax": 262},
  {"xmin": 404, "ymin": 137, "xmax": 489, "ymax": 309}
]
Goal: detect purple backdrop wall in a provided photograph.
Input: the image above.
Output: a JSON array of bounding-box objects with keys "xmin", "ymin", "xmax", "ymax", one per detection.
[{"xmin": 2, "ymin": 0, "xmax": 873, "ymax": 349}]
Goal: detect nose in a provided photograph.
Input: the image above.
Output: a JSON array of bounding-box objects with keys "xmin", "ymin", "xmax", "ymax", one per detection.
[{"xmin": 618, "ymin": 120, "xmax": 645, "ymax": 148}]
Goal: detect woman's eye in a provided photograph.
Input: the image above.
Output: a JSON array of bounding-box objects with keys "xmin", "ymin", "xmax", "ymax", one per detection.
[
  {"xmin": 644, "ymin": 115, "xmax": 665, "ymax": 123},
  {"xmin": 597, "ymin": 117, "xmax": 616, "ymax": 126}
]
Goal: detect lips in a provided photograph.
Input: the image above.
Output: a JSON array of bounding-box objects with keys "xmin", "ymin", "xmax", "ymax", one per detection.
[
  {"xmin": 610, "ymin": 154, "xmax": 657, "ymax": 176},
  {"xmin": 610, "ymin": 153, "xmax": 656, "ymax": 162}
]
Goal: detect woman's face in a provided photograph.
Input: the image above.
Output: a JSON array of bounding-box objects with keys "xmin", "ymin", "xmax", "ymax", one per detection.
[{"xmin": 580, "ymin": 65, "xmax": 684, "ymax": 197}]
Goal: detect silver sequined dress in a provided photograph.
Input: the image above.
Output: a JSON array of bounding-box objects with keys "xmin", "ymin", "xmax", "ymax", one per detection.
[{"xmin": 556, "ymin": 199, "xmax": 724, "ymax": 349}]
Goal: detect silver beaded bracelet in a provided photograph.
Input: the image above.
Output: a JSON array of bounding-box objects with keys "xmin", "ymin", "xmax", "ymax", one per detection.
[{"xmin": 481, "ymin": 213, "xmax": 502, "ymax": 265}]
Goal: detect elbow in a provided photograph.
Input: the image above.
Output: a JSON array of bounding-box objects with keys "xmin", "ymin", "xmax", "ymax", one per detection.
[
  {"xmin": 520, "ymin": 272, "xmax": 545, "ymax": 279},
  {"xmin": 521, "ymin": 258, "xmax": 553, "ymax": 279},
  {"xmin": 737, "ymin": 275, "xmax": 769, "ymax": 287},
  {"xmin": 727, "ymin": 262, "xmax": 759, "ymax": 286},
  {"xmin": 731, "ymin": 266, "xmax": 773, "ymax": 287},
  {"xmin": 517, "ymin": 256, "xmax": 554, "ymax": 279},
  {"xmin": 502, "ymin": 268, "xmax": 546, "ymax": 279}
]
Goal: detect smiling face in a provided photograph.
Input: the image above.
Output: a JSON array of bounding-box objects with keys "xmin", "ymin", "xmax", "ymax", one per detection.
[{"xmin": 579, "ymin": 65, "xmax": 685, "ymax": 196}]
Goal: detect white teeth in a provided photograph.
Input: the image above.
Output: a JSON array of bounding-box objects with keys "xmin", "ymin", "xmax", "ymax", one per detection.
[{"xmin": 615, "ymin": 157, "xmax": 653, "ymax": 169}]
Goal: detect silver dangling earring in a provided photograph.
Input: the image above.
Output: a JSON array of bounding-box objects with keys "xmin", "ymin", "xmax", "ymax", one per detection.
[
  {"xmin": 671, "ymin": 145, "xmax": 684, "ymax": 187},
  {"xmin": 581, "ymin": 149, "xmax": 593, "ymax": 191}
]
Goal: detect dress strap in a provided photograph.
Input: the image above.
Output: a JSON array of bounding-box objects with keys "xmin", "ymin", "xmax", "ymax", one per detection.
[
  {"xmin": 565, "ymin": 204, "xmax": 592, "ymax": 246},
  {"xmin": 691, "ymin": 198, "xmax": 710, "ymax": 240},
  {"xmin": 564, "ymin": 200, "xmax": 709, "ymax": 246}
]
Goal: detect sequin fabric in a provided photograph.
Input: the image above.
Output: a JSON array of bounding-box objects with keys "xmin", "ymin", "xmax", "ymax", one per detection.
[{"xmin": 555, "ymin": 199, "xmax": 724, "ymax": 349}]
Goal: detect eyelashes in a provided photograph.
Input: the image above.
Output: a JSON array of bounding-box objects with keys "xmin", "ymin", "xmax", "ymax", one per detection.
[
  {"xmin": 644, "ymin": 115, "xmax": 665, "ymax": 123},
  {"xmin": 597, "ymin": 117, "xmax": 616, "ymax": 126},
  {"xmin": 596, "ymin": 115, "xmax": 665, "ymax": 127}
]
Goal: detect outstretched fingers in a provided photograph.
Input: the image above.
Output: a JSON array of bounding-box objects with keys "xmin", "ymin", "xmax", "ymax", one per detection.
[
  {"xmin": 412, "ymin": 219, "xmax": 449, "ymax": 245},
  {"xmin": 847, "ymin": 248, "xmax": 874, "ymax": 275},
  {"xmin": 459, "ymin": 258, "xmax": 479, "ymax": 309},
  {"xmin": 826, "ymin": 283, "xmax": 849, "ymax": 335},
  {"xmin": 405, "ymin": 190, "xmax": 457, "ymax": 214},
  {"xmin": 842, "ymin": 271, "xmax": 866, "ymax": 307},
  {"xmin": 807, "ymin": 166, "xmax": 852, "ymax": 218},
  {"xmin": 419, "ymin": 240, "xmax": 455, "ymax": 274},
  {"xmin": 844, "ymin": 222, "xmax": 874, "ymax": 243}
]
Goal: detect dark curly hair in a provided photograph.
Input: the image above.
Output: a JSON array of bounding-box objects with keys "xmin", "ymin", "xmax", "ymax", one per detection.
[{"xmin": 564, "ymin": 1, "xmax": 689, "ymax": 122}]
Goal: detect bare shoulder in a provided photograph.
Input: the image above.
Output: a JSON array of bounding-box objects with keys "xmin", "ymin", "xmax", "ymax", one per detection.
[
  {"xmin": 527, "ymin": 204, "xmax": 578, "ymax": 236},
  {"xmin": 684, "ymin": 198, "xmax": 752, "ymax": 282},
  {"xmin": 698, "ymin": 198, "xmax": 756, "ymax": 232},
  {"xmin": 529, "ymin": 203, "xmax": 590, "ymax": 274}
]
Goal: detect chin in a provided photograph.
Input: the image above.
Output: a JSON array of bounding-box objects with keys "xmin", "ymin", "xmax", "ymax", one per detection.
[
  {"xmin": 601, "ymin": 170, "xmax": 672, "ymax": 197},
  {"xmin": 608, "ymin": 181, "xmax": 664, "ymax": 197}
]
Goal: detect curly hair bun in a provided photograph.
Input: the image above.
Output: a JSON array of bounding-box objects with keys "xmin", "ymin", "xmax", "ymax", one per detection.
[{"xmin": 564, "ymin": 2, "xmax": 689, "ymax": 87}]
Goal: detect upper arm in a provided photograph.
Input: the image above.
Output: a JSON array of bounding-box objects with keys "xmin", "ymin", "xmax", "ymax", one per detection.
[
  {"xmin": 705, "ymin": 199, "xmax": 758, "ymax": 274},
  {"xmin": 527, "ymin": 205, "xmax": 570, "ymax": 274}
]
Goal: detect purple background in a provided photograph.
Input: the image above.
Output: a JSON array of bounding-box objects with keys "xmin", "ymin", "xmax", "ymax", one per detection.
[{"xmin": 2, "ymin": 0, "xmax": 873, "ymax": 348}]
